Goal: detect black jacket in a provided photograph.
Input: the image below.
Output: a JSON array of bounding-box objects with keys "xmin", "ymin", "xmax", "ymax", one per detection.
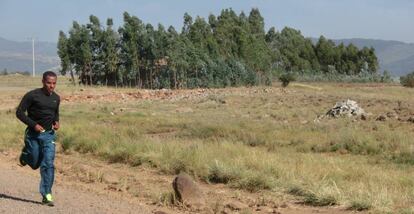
[{"xmin": 16, "ymin": 88, "xmax": 60, "ymax": 131}]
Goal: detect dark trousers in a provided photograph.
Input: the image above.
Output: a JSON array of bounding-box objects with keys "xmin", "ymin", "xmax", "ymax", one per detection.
[{"xmin": 20, "ymin": 128, "xmax": 56, "ymax": 197}]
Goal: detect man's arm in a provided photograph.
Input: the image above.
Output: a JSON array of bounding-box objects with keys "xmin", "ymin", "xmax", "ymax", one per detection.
[{"xmin": 16, "ymin": 92, "xmax": 37, "ymax": 128}]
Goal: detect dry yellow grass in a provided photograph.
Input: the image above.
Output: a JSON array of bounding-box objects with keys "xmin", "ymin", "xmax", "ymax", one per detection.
[{"xmin": 1, "ymin": 76, "xmax": 414, "ymax": 212}]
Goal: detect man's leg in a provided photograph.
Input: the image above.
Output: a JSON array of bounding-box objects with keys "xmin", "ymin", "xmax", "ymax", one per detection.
[
  {"xmin": 39, "ymin": 131, "xmax": 56, "ymax": 205},
  {"xmin": 20, "ymin": 129, "xmax": 41, "ymax": 169}
]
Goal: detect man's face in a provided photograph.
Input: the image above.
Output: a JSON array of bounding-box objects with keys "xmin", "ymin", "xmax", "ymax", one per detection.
[{"xmin": 42, "ymin": 76, "xmax": 57, "ymax": 94}]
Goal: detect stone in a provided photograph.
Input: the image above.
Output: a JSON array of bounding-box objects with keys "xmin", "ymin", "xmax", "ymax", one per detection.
[
  {"xmin": 360, "ymin": 114, "xmax": 367, "ymax": 120},
  {"xmin": 386, "ymin": 112, "xmax": 398, "ymax": 119},
  {"xmin": 265, "ymin": 207, "xmax": 278, "ymax": 213},
  {"xmin": 153, "ymin": 211, "xmax": 168, "ymax": 214},
  {"xmin": 102, "ymin": 172, "xmax": 120, "ymax": 184},
  {"xmin": 172, "ymin": 172, "xmax": 205, "ymax": 208},
  {"xmin": 280, "ymin": 203, "xmax": 288, "ymax": 208},
  {"xmin": 220, "ymin": 208, "xmax": 232, "ymax": 214},
  {"xmin": 376, "ymin": 115, "xmax": 387, "ymax": 121},
  {"xmin": 408, "ymin": 116, "xmax": 414, "ymax": 123},
  {"xmin": 75, "ymin": 164, "xmax": 92, "ymax": 173},
  {"xmin": 325, "ymin": 99, "xmax": 366, "ymax": 118},
  {"xmin": 202, "ymin": 207, "xmax": 215, "ymax": 214},
  {"xmin": 225, "ymin": 201, "xmax": 248, "ymax": 211}
]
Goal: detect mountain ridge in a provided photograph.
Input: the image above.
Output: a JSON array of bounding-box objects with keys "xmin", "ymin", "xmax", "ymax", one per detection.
[
  {"xmin": 1, "ymin": 36, "xmax": 413, "ymax": 76},
  {"xmin": 311, "ymin": 37, "xmax": 414, "ymax": 76}
]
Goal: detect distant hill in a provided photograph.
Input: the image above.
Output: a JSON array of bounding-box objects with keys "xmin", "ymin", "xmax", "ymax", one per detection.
[
  {"xmin": 1, "ymin": 36, "xmax": 413, "ymax": 77},
  {"xmin": 0, "ymin": 37, "xmax": 59, "ymax": 75},
  {"xmin": 312, "ymin": 38, "xmax": 414, "ymax": 76}
]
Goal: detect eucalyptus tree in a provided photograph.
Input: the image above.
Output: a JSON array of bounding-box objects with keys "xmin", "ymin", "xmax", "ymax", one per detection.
[
  {"xmin": 152, "ymin": 24, "xmax": 169, "ymax": 88},
  {"xmin": 213, "ymin": 8, "xmax": 240, "ymax": 58},
  {"xmin": 359, "ymin": 47, "xmax": 378, "ymax": 74},
  {"xmin": 166, "ymin": 26, "xmax": 189, "ymax": 89},
  {"xmin": 102, "ymin": 18, "xmax": 120, "ymax": 86},
  {"xmin": 67, "ymin": 21, "xmax": 93, "ymax": 85},
  {"xmin": 275, "ymin": 27, "xmax": 316, "ymax": 72},
  {"xmin": 315, "ymin": 36, "xmax": 337, "ymax": 73},
  {"xmin": 143, "ymin": 23, "xmax": 156, "ymax": 88},
  {"xmin": 344, "ymin": 44, "xmax": 359, "ymax": 75},
  {"xmin": 118, "ymin": 12, "xmax": 144, "ymax": 87},
  {"xmin": 87, "ymin": 15, "xmax": 105, "ymax": 84},
  {"xmin": 58, "ymin": 8, "xmax": 380, "ymax": 87},
  {"xmin": 57, "ymin": 31, "xmax": 75, "ymax": 83},
  {"xmin": 244, "ymin": 8, "xmax": 272, "ymax": 84}
]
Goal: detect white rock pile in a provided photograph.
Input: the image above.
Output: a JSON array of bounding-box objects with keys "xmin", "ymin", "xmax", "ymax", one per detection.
[{"xmin": 325, "ymin": 99, "xmax": 366, "ymax": 118}]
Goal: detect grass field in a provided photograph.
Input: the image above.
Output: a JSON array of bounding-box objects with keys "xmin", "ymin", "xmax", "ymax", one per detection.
[{"xmin": 1, "ymin": 75, "xmax": 414, "ymax": 213}]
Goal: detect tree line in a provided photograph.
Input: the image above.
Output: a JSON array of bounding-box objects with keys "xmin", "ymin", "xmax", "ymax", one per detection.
[{"xmin": 57, "ymin": 8, "xmax": 379, "ymax": 88}]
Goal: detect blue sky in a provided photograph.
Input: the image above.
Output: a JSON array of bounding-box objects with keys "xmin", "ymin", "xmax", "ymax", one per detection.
[{"xmin": 0, "ymin": 0, "xmax": 413, "ymax": 43}]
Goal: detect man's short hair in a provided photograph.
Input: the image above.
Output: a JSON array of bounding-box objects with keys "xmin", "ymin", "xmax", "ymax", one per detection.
[{"xmin": 42, "ymin": 71, "xmax": 57, "ymax": 80}]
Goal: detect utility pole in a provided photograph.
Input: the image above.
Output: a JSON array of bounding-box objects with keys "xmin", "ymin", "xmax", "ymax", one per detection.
[{"xmin": 32, "ymin": 37, "xmax": 35, "ymax": 77}]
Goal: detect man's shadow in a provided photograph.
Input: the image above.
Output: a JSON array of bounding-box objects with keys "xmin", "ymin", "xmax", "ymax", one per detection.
[{"xmin": 0, "ymin": 193, "xmax": 42, "ymax": 205}]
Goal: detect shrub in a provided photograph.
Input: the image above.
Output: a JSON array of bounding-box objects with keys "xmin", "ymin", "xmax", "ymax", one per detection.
[
  {"xmin": 232, "ymin": 174, "xmax": 274, "ymax": 192},
  {"xmin": 207, "ymin": 161, "xmax": 241, "ymax": 184},
  {"xmin": 400, "ymin": 71, "xmax": 414, "ymax": 87},
  {"xmin": 348, "ymin": 200, "xmax": 372, "ymax": 211},
  {"xmin": 278, "ymin": 72, "xmax": 296, "ymax": 87},
  {"xmin": 287, "ymin": 186, "xmax": 337, "ymax": 206}
]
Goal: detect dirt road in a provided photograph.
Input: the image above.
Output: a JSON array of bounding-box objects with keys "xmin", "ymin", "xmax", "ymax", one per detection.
[{"xmin": 0, "ymin": 153, "xmax": 153, "ymax": 214}]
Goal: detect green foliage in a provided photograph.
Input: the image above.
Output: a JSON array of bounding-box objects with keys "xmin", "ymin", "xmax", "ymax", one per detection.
[
  {"xmin": 400, "ymin": 71, "xmax": 414, "ymax": 87},
  {"xmin": 391, "ymin": 152, "xmax": 414, "ymax": 165},
  {"xmin": 58, "ymin": 8, "xmax": 380, "ymax": 88},
  {"xmin": 348, "ymin": 200, "xmax": 372, "ymax": 211},
  {"xmin": 207, "ymin": 161, "xmax": 241, "ymax": 184},
  {"xmin": 304, "ymin": 194, "xmax": 337, "ymax": 206},
  {"xmin": 232, "ymin": 173, "xmax": 274, "ymax": 192},
  {"xmin": 287, "ymin": 186, "xmax": 337, "ymax": 206},
  {"xmin": 57, "ymin": 31, "xmax": 70, "ymax": 76},
  {"xmin": 278, "ymin": 72, "xmax": 296, "ymax": 87},
  {"xmin": 381, "ymin": 70, "xmax": 392, "ymax": 83},
  {"xmin": 292, "ymin": 70, "xmax": 389, "ymax": 83}
]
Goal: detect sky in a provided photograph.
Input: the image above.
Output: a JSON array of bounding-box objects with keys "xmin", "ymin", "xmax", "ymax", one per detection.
[{"xmin": 0, "ymin": 0, "xmax": 413, "ymax": 43}]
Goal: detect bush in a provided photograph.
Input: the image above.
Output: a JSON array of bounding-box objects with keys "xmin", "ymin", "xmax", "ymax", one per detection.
[
  {"xmin": 348, "ymin": 200, "xmax": 372, "ymax": 211},
  {"xmin": 293, "ymin": 70, "xmax": 390, "ymax": 83},
  {"xmin": 278, "ymin": 72, "xmax": 296, "ymax": 87},
  {"xmin": 287, "ymin": 186, "xmax": 337, "ymax": 206},
  {"xmin": 381, "ymin": 70, "xmax": 392, "ymax": 83},
  {"xmin": 400, "ymin": 71, "xmax": 414, "ymax": 87}
]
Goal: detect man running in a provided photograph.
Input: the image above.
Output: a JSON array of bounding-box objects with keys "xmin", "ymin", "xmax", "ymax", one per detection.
[{"xmin": 16, "ymin": 71, "xmax": 60, "ymax": 207}]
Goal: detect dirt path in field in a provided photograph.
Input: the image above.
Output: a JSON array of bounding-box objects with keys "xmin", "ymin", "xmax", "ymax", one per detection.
[
  {"xmin": 0, "ymin": 153, "xmax": 154, "ymax": 214},
  {"xmin": 0, "ymin": 149, "xmax": 359, "ymax": 214}
]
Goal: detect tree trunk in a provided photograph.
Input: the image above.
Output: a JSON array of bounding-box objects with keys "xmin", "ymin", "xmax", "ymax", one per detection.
[
  {"xmin": 174, "ymin": 70, "xmax": 177, "ymax": 89},
  {"xmin": 89, "ymin": 69, "xmax": 93, "ymax": 86},
  {"xmin": 150, "ymin": 68, "xmax": 153, "ymax": 89},
  {"xmin": 114, "ymin": 71, "xmax": 117, "ymax": 88},
  {"xmin": 69, "ymin": 65, "xmax": 75, "ymax": 85}
]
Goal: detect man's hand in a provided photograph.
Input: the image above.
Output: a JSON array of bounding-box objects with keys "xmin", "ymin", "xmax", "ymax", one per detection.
[
  {"xmin": 53, "ymin": 121, "xmax": 60, "ymax": 131},
  {"xmin": 34, "ymin": 124, "xmax": 45, "ymax": 133}
]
